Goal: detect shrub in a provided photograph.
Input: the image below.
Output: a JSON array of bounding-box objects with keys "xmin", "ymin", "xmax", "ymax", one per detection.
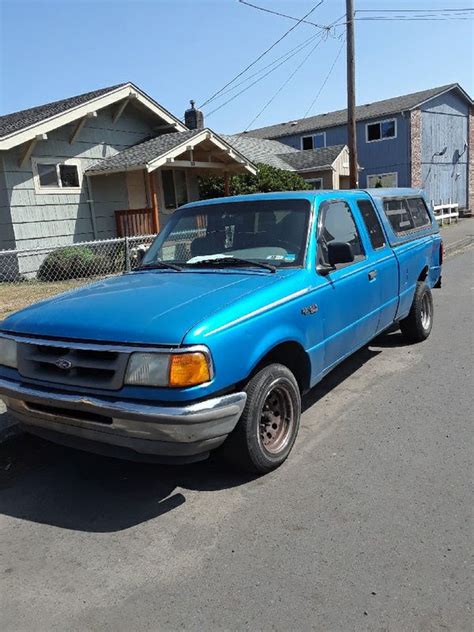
[
  {"xmin": 198, "ymin": 163, "xmax": 311, "ymax": 200},
  {"xmin": 38, "ymin": 246, "xmax": 105, "ymax": 281}
]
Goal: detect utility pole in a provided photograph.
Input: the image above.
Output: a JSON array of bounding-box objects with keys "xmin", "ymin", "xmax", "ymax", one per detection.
[{"xmin": 346, "ymin": 0, "xmax": 358, "ymax": 188}]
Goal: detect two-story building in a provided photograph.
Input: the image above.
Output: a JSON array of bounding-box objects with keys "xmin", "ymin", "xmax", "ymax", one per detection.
[{"xmin": 245, "ymin": 84, "xmax": 473, "ymax": 212}]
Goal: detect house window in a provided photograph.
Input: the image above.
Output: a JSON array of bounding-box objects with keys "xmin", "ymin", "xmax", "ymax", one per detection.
[
  {"xmin": 302, "ymin": 136, "xmax": 313, "ymax": 150},
  {"xmin": 367, "ymin": 172, "xmax": 398, "ymax": 188},
  {"xmin": 161, "ymin": 169, "xmax": 188, "ymax": 210},
  {"xmin": 306, "ymin": 177, "xmax": 324, "ymax": 190},
  {"xmin": 32, "ymin": 158, "xmax": 81, "ymax": 193},
  {"xmin": 366, "ymin": 119, "xmax": 396, "ymax": 143},
  {"xmin": 301, "ymin": 132, "xmax": 326, "ymax": 150}
]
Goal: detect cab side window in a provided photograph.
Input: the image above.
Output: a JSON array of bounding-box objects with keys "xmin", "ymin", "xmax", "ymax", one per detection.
[
  {"xmin": 357, "ymin": 199, "xmax": 386, "ymax": 249},
  {"xmin": 317, "ymin": 200, "xmax": 365, "ymax": 268}
]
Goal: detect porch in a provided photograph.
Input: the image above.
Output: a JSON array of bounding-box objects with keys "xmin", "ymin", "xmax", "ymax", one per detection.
[{"xmin": 86, "ymin": 128, "xmax": 256, "ymax": 237}]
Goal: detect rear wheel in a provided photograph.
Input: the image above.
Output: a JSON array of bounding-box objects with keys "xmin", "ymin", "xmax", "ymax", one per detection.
[
  {"xmin": 222, "ymin": 363, "xmax": 301, "ymax": 474},
  {"xmin": 399, "ymin": 281, "xmax": 434, "ymax": 343}
]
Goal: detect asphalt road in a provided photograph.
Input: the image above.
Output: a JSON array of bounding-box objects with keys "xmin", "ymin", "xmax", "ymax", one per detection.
[{"xmin": 0, "ymin": 249, "xmax": 472, "ymax": 632}]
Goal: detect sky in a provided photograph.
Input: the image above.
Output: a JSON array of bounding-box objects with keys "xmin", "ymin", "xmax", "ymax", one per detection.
[{"xmin": 0, "ymin": 0, "xmax": 473, "ymax": 134}]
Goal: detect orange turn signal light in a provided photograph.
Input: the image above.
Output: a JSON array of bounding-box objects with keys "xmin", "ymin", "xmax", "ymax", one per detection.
[{"xmin": 169, "ymin": 352, "xmax": 211, "ymax": 387}]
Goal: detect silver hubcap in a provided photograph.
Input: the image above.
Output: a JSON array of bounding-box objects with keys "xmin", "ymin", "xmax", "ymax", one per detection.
[
  {"xmin": 259, "ymin": 381, "xmax": 295, "ymax": 455},
  {"xmin": 421, "ymin": 292, "xmax": 432, "ymax": 330}
]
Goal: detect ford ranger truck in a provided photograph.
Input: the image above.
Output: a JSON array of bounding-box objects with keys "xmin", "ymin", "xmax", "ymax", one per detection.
[{"xmin": 0, "ymin": 189, "xmax": 442, "ymax": 473}]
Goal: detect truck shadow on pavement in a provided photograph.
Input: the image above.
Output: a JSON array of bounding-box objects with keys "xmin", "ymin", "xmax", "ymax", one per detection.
[{"xmin": 0, "ymin": 330, "xmax": 398, "ymax": 533}]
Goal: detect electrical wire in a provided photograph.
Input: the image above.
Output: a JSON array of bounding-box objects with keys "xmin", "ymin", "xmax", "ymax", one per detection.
[
  {"xmin": 199, "ymin": 0, "xmax": 326, "ymax": 109},
  {"xmin": 301, "ymin": 38, "xmax": 346, "ymax": 119},
  {"xmin": 356, "ymin": 8, "xmax": 474, "ymax": 13},
  {"xmin": 242, "ymin": 34, "xmax": 328, "ymax": 133},
  {"xmin": 238, "ymin": 0, "xmax": 329, "ymax": 30},
  {"xmin": 205, "ymin": 32, "xmax": 326, "ymax": 117}
]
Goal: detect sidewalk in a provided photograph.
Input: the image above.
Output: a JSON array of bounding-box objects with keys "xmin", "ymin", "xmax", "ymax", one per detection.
[{"xmin": 439, "ymin": 217, "xmax": 474, "ymax": 254}]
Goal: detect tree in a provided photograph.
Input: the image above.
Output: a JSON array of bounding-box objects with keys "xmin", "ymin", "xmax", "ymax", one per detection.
[{"xmin": 198, "ymin": 163, "xmax": 311, "ymax": 200}]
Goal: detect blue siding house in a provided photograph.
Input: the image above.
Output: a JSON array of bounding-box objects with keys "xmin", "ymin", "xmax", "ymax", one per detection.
[{"xmin": 246, "ymin": 84, "xmax": 473, "ymax": 211}]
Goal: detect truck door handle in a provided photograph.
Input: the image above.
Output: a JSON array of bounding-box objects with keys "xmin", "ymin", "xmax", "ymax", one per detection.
[{"xmin": 368, "ymin": 270, "xmax": 377, "ymax": 281}]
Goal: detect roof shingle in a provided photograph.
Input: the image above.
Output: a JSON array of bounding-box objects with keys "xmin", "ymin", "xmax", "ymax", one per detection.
[
  {"xmin": 86, "ymin": 129, "xmax": 203, "ymax": 174},
  {"xmin": 246, "ymin": 84, "xmax": 466, "ymax": 139},
  {"xmin": 221, "ymin": 134, "xmax": 345, "ymax": 172},
  {"xmin": 278, "ymin": 145, "xmax": 346, "ymax": 170},
  {"xmin": 0, "ymin": 84, "xmax": 127, "ymax": 139}
]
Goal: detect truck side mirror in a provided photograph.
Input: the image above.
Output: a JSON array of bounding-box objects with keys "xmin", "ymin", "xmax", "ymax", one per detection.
[{"xmin": 327, "ymin": 241, "xmax": 354, "ymax": 266}]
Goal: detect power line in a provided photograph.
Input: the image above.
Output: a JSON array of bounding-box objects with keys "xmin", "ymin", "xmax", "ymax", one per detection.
[
  {"xmin": 302, "ymin": 38, "xmax": 346, "ymax": 119},
  {"xmin": 356, "ymin": 7, "xmax": 474, "ymax": 13},
  {"xmin": 206, "ymin": 32, "xmax": 326, "ymax": 118},
  {"xmin": 242, "ymin": 34, "xmax": 328, "ymax": 132},
  {"xmin": 199, "ymin": 0, "xmax": 326, "ymax": 109},
  {"xmin": 211, "ymin": 32, "xmax": 325, "ymax": 104},
  {"xmin": 238, "ymin": 0, "xmax": 330, "ymax": 30}
]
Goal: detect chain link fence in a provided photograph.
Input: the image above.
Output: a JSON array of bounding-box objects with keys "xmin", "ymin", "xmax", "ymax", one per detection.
[
  {"xmin": 0, "ymin": 235, "xmax": 158, "ymax": 284},
  {"xmin": 0, "ymin": 230, "xmax": 214, "ymax": 319}
]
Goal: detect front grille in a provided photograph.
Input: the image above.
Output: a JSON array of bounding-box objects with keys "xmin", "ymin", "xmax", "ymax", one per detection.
[{"xmin": 17, "ymin": 341, "xmax": 129, "ymax": 390}]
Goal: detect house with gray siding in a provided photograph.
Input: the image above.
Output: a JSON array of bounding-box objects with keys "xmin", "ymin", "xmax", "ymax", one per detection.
[
  {"xmin": 246, "ymin": 84, "xmax": 473, "ymax": 212},
  {"xmin": 0, "ymin": 83, "xmax": 257, "ymax": 277}
]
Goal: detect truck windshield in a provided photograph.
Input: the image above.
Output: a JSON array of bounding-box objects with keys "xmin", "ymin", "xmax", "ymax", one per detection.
[{"xmin": 141, "ymin": 199, "xmax": 311, "ymax": 270}]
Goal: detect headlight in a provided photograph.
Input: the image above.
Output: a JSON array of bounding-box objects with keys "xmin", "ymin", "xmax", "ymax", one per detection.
[
  {"xmin": 125, "ymin": 350, "xmax": 211, "ymax": 388},
  {"xmin": 0, "ymin": 337, "xmax": 18, "ymax": 369}
]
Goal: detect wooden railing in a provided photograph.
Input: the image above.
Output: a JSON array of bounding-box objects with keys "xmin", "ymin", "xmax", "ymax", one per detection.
[{"xmin": 115, "ymin": 208, "xmax": 155, "ymax": 237}]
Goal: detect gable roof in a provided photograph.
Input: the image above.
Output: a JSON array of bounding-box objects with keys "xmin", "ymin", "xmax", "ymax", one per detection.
[
  {"xmin": 278, "ymin": 144, "xmax": 346, "ymax": 171},
  {"xmin": 221, "ymin": 134, "xmax": 298, "ymax": 170},
  {"xmin": 0, "ymin": 82, "xmax": 188, "ymax": 150},
  {"xmin": 86, "ymin": 128, "xmax": 257, "ymax": 176},
  {"xmin": 0, "ymin": 85, "xmax": 125, "ymax": 138},
  {"xmin": 246, "ymin": 83, "xmax": 473, "ymax": 140},
  {"xmin": 222, "ymin": 134, "xmax": 346, "ymax": 173}
]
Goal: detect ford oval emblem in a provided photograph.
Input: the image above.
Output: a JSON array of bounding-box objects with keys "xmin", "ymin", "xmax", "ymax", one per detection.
[{"xmin": 55, "ymin": 358, "xmax": 73, "ymax": 370}]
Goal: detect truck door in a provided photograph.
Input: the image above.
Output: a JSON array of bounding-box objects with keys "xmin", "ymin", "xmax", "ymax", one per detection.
[
  {"xmin": 316, "ymin": 198, "xmax": 381, "ymax": 370},
  {"xmin": 352, "ymin": 197, "xmax": 399, "ymax": 333}
]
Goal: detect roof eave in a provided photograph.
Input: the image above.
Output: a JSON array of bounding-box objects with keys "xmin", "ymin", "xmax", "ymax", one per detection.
[{"xmin": 0, "ymin": 83, "xmax": 188, "ymax": 151}]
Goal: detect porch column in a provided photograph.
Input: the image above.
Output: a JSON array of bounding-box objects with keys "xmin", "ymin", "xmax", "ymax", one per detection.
[
  {"xmin": 224, "ymin": 171, "xmax": 230, "ymax": 196},
  {"xmin": 148, "ymin": 171, "xmax": 160, "ymax": 233}
]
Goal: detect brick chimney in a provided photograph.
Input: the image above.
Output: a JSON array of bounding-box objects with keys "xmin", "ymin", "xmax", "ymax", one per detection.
[{"xmin": 185, "ymin": 100, "xmax": 204, "ymax": 130}]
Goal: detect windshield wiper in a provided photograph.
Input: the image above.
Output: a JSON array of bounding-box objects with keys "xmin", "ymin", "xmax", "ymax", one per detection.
[
  {"xmin": 137, "ymin": 261, "xmax": 183, "ymax": 272},
  {"xmin": 187, "ymin": 256, "xmax": 276, "ymax": 273}
]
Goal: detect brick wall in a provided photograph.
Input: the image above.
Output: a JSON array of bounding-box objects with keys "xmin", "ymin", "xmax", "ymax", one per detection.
[
  {"xmin": 468, "ymin": 105, "xmax": 474, "ymax": 213},
  {"xmin": 410, "ymin": 109, "xmax": 422, "ymax": 188}
]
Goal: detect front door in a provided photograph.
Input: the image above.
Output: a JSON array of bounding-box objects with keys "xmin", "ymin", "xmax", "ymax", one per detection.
[{"xmin": 316, "ymin": 199, "xmax": 380, "ymax": 371}]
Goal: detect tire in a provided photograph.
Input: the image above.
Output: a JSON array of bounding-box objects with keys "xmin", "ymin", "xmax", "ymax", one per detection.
[
  {"xmin": 222, "ymin": 363, "xmax": 301, "ymax": 474},
  {"xmin": 399, "ymin": 281, "xmax": 434, "ymax": 343}
]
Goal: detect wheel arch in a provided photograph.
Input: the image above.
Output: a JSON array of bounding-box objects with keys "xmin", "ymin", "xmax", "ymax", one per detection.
[
  {"xmin": 248, "ymin": 340, "xmax": 312, "ymax": 394},
  {"xmin": 418, "ymin": 265, "xmax": 429, "ymax": 282}
]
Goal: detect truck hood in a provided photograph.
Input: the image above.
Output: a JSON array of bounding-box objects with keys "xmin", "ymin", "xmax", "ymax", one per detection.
[{"xmin": 1, "ymin": 270, "xmax": 282, "ymax": 345}]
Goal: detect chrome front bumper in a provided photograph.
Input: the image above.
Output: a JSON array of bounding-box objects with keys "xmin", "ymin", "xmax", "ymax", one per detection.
[{"xmin": 0, "ymin": 377, "xmax": 246, "ymax": 461}]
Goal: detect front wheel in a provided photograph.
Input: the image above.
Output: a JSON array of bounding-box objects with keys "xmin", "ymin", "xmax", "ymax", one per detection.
[
  {"xmin": 222, "ymin": 363, "xmax": 301, "ymax": 474},
  {"xmin": 399, "ymin": 281, "xmax": 434, "ymax": 343}
]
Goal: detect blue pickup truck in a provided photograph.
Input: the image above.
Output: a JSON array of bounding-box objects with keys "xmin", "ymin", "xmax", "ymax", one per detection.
[{"xmin": 0, "ymin": 189, "xmax": 442, "ymax": 473}]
